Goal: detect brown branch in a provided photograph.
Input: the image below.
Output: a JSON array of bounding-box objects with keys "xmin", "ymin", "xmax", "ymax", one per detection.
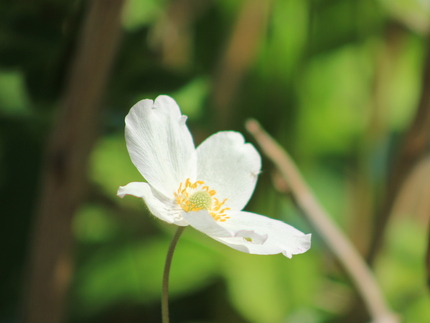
[
  {"xmin": 212, "ymin": 0, "xmax": 271, "ymax": 129},
  {"xmin": 150, "ymin": 0, "xmax": 211, "ymax": 69},
  {"xmin": 23, "ymin": 1, "xmax": 125, "ymax": 322},
  {"xmin": 246, "ymin": 119, "xmax": 399, "ymax": 323}
]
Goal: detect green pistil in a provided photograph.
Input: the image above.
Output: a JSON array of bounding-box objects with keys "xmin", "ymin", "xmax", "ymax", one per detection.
[{"xmin": 188, "ymin": 191, "xmax": 212, "ymax": 210}]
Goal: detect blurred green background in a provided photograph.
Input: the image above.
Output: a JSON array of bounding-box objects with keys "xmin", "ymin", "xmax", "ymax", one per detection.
[{"xmin": 1, "ymin": 0, "xmax": 430, "ymax": 322}]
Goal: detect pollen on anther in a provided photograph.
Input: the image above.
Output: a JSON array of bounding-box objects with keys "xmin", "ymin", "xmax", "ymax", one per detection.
[{"xmin": 175, "ymin": 179, "xmax": 230, "ymax": 222}]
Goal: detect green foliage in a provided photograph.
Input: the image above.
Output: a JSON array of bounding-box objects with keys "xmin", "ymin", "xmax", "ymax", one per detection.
[
  {"xmin": 260, "ymin": 0, "xmax": 308, "ymax": 82},
  {"xmin": 376, "ymin": 218, "xmax": 430, "ymax": 322},
  {"xmin": 71, "ymin": 234, "xmax": 220, "ymax": 318},
  {"xmin": 122, "ymin": 0, "xmax": 165, "ymax": 31},
  {"xmin": 172, "ymin": 77, "xmax": 210, "ymax": 119},
  {"xmin": 221, "ymin": 248, "xmax": 322, "ymax": 323},
  {"xmin": 2, "ymin": 0, "xmax": 430, "ymax": 322},
  {"xmin": 91, "ymin": 134, "xmax": 142, "ymax": 197},
  {"xmin": 0, "ymin": 70, "xmax": 31, "ymax": 115}
]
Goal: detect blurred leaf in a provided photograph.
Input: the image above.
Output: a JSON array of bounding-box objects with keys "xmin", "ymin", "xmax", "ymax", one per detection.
[
  {"xmin": 0, "ymin": 70, "xmax": 31, "ymax": 115},
  {"xmin": 73, "ymin": 204, "xmax": 120, "ymax": 243},
  {"xmin": 90, "ymin": 134, "xmax": 142, "ymax": 197},
  {"xmin": 221, "ymin": 247, "xmax": 321, "ymax": 323},
  {"xmin": 223, "ymin": 252, "xmax": 288, "ymax": 323},
  {"xmin": 296, "ymin": 44, "xmax": 372, "ymax": 157},
  {"xmin": 73, "ymin": 235, "xmax": 220, "ymax": 317},
  {"xmin": 260, "ymin": 0, "xmax": 308, "ymax": 81},
  {"xmin": 171, "ymin": 77, "xmax": 209, "ymax": 119},
  {"xmin": 386, "ymin": 36, "xmax": 424, "ymax": 131},
  {"xmin": 300, "ymin": 165, "xmax": 349, "ymax": 225},
  {"xmin": 375, "ymin": 218, "xmax": 430, "ymax": 322},
  {"xmin": 121, "ymin": 0, "xmax": 165, "ymax": 31},
  {"xmin": 217, "ymin": 0, "xmax": 244, "ymax": 19}
]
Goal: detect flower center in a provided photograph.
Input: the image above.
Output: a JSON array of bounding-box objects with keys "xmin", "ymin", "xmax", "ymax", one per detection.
[
  {"xmin": 188, "ymin": 191, "xmax": 212, "ymax": 210},
  {"xmin": 174, "ymin": 178, "xmax": 230, "ymax": 222}
]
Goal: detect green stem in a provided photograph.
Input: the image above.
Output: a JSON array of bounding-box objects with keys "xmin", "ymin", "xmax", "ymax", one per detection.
[{"xmin": 162, "ymin": 226, "xmax": 186, "ymax": 323}]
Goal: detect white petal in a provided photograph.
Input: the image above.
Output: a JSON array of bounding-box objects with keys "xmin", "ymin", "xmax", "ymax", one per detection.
[
  {"xmin": 234, "ymin": 230, "xmax": 268, "ymax": 244},
  {"xmin": 181, "ymin": 210, "xmax": 233, "ymax": 238},
  {"xmin": 216, "ymin": 211, "xmax": 311, "ymax": 258},
  {"xmin": 181, "ymin": 210, "xmax": 270, "ymax": 252},
  {"xmin": 117, "ymin": 182, "xmax": 188, "ymax": 226},
  {"xmin": 196, "ymin": 132, "xmax": 261, "ymax": 211},
  {"xmin": 117, "ymin": 181, "xmax": 147, "ymax": 198},
  {"xmin": 124, "ymin": 95, "xmax": 197, "ymax": 199}
]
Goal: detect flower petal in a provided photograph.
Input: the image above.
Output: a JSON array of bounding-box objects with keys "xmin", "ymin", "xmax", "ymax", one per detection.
[
  {"xmin": 181, "ymin": 210, "xmax": 271, "ymax": 252},
  {"xmin": 125, "ymin": 95, "xmax": 197, "ymax": 199},
  {"xmin": 196, "ymin": 132, "xmax": 261, "ymax": 211},
  {"xmin": 181, "ymin": 210, "xmax": 233, "ymax": 238},
  {"xmin": 215, "ymin": 211, "xmax": 311, "ymax": 258},
  {"xmin": 117, "ymin": 182, "xmax": 188, "ymax": 226},
  {"xmin": 117, "ymin": 181, "xmax": 147, "ymax": 198}
]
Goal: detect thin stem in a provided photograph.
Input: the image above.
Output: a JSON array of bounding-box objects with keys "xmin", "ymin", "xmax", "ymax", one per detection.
[
  {"xmin": 246, "ymin": 119, "xmax": 399, "ymax": 323},
  {"xmin": 162, "ymin": 226, "xmax": 186, "ymax": 323}
]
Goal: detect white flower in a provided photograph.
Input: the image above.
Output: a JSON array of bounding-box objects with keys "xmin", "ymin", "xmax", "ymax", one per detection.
[{"xmin": 118, "ymin": 95, "xmax": 311, "ymax": 258}]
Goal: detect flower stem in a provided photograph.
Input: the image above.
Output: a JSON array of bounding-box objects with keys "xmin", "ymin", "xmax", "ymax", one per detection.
[{"xmin": 162, "ymin": 226, "xmax": 186, "ymax": 323}]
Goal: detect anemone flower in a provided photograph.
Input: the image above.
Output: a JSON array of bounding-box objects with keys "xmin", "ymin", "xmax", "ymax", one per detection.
[{"xmin": 118, "ymin": 95, "xmax": 311, "ymax": 258}]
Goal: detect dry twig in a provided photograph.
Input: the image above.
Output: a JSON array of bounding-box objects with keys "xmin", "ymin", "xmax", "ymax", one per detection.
[{"xmin": 246, "ymin": 119, "xmax": 399, "ymax": 323}]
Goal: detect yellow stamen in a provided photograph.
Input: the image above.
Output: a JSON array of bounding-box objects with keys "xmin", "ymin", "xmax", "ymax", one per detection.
[{"xmin": 175, "ymin": 178, "xmax": 230, "ymax": 222}]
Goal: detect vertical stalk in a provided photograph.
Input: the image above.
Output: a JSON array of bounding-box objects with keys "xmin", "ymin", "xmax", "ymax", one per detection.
[
  {"xmin": 24, "ymin": 1, "xmax": 125, "ymax": 322},
  {"xmin": 162, "ymin": 226, "xmax": 186, "ymax": 323}
]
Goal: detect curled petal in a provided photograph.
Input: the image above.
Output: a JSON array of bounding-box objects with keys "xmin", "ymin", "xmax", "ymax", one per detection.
[
  {"xmin": 124, "ymin": 95, "xmax": 197, "ymax": 199},
  {"xmin": 196, "ymin": 132, "xmax": 261, "ymax": 211},
  {"xmin": 234, "ymin": 230, "xmax": 268, "ymax": 244},
  {"xmin": 181, "ymin": 210, "xmax": 272, "ymax": 250},
  {"xmin": 117, "ymin": 181, "xmax": 147, "ymax": 199},
  {"xmin": 216, "ymin": 211, "xmax": 311, "ymax": 258},
  {"xmin": 118, "ymin": 182, "xmax": 188, "ymax": 226}
]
